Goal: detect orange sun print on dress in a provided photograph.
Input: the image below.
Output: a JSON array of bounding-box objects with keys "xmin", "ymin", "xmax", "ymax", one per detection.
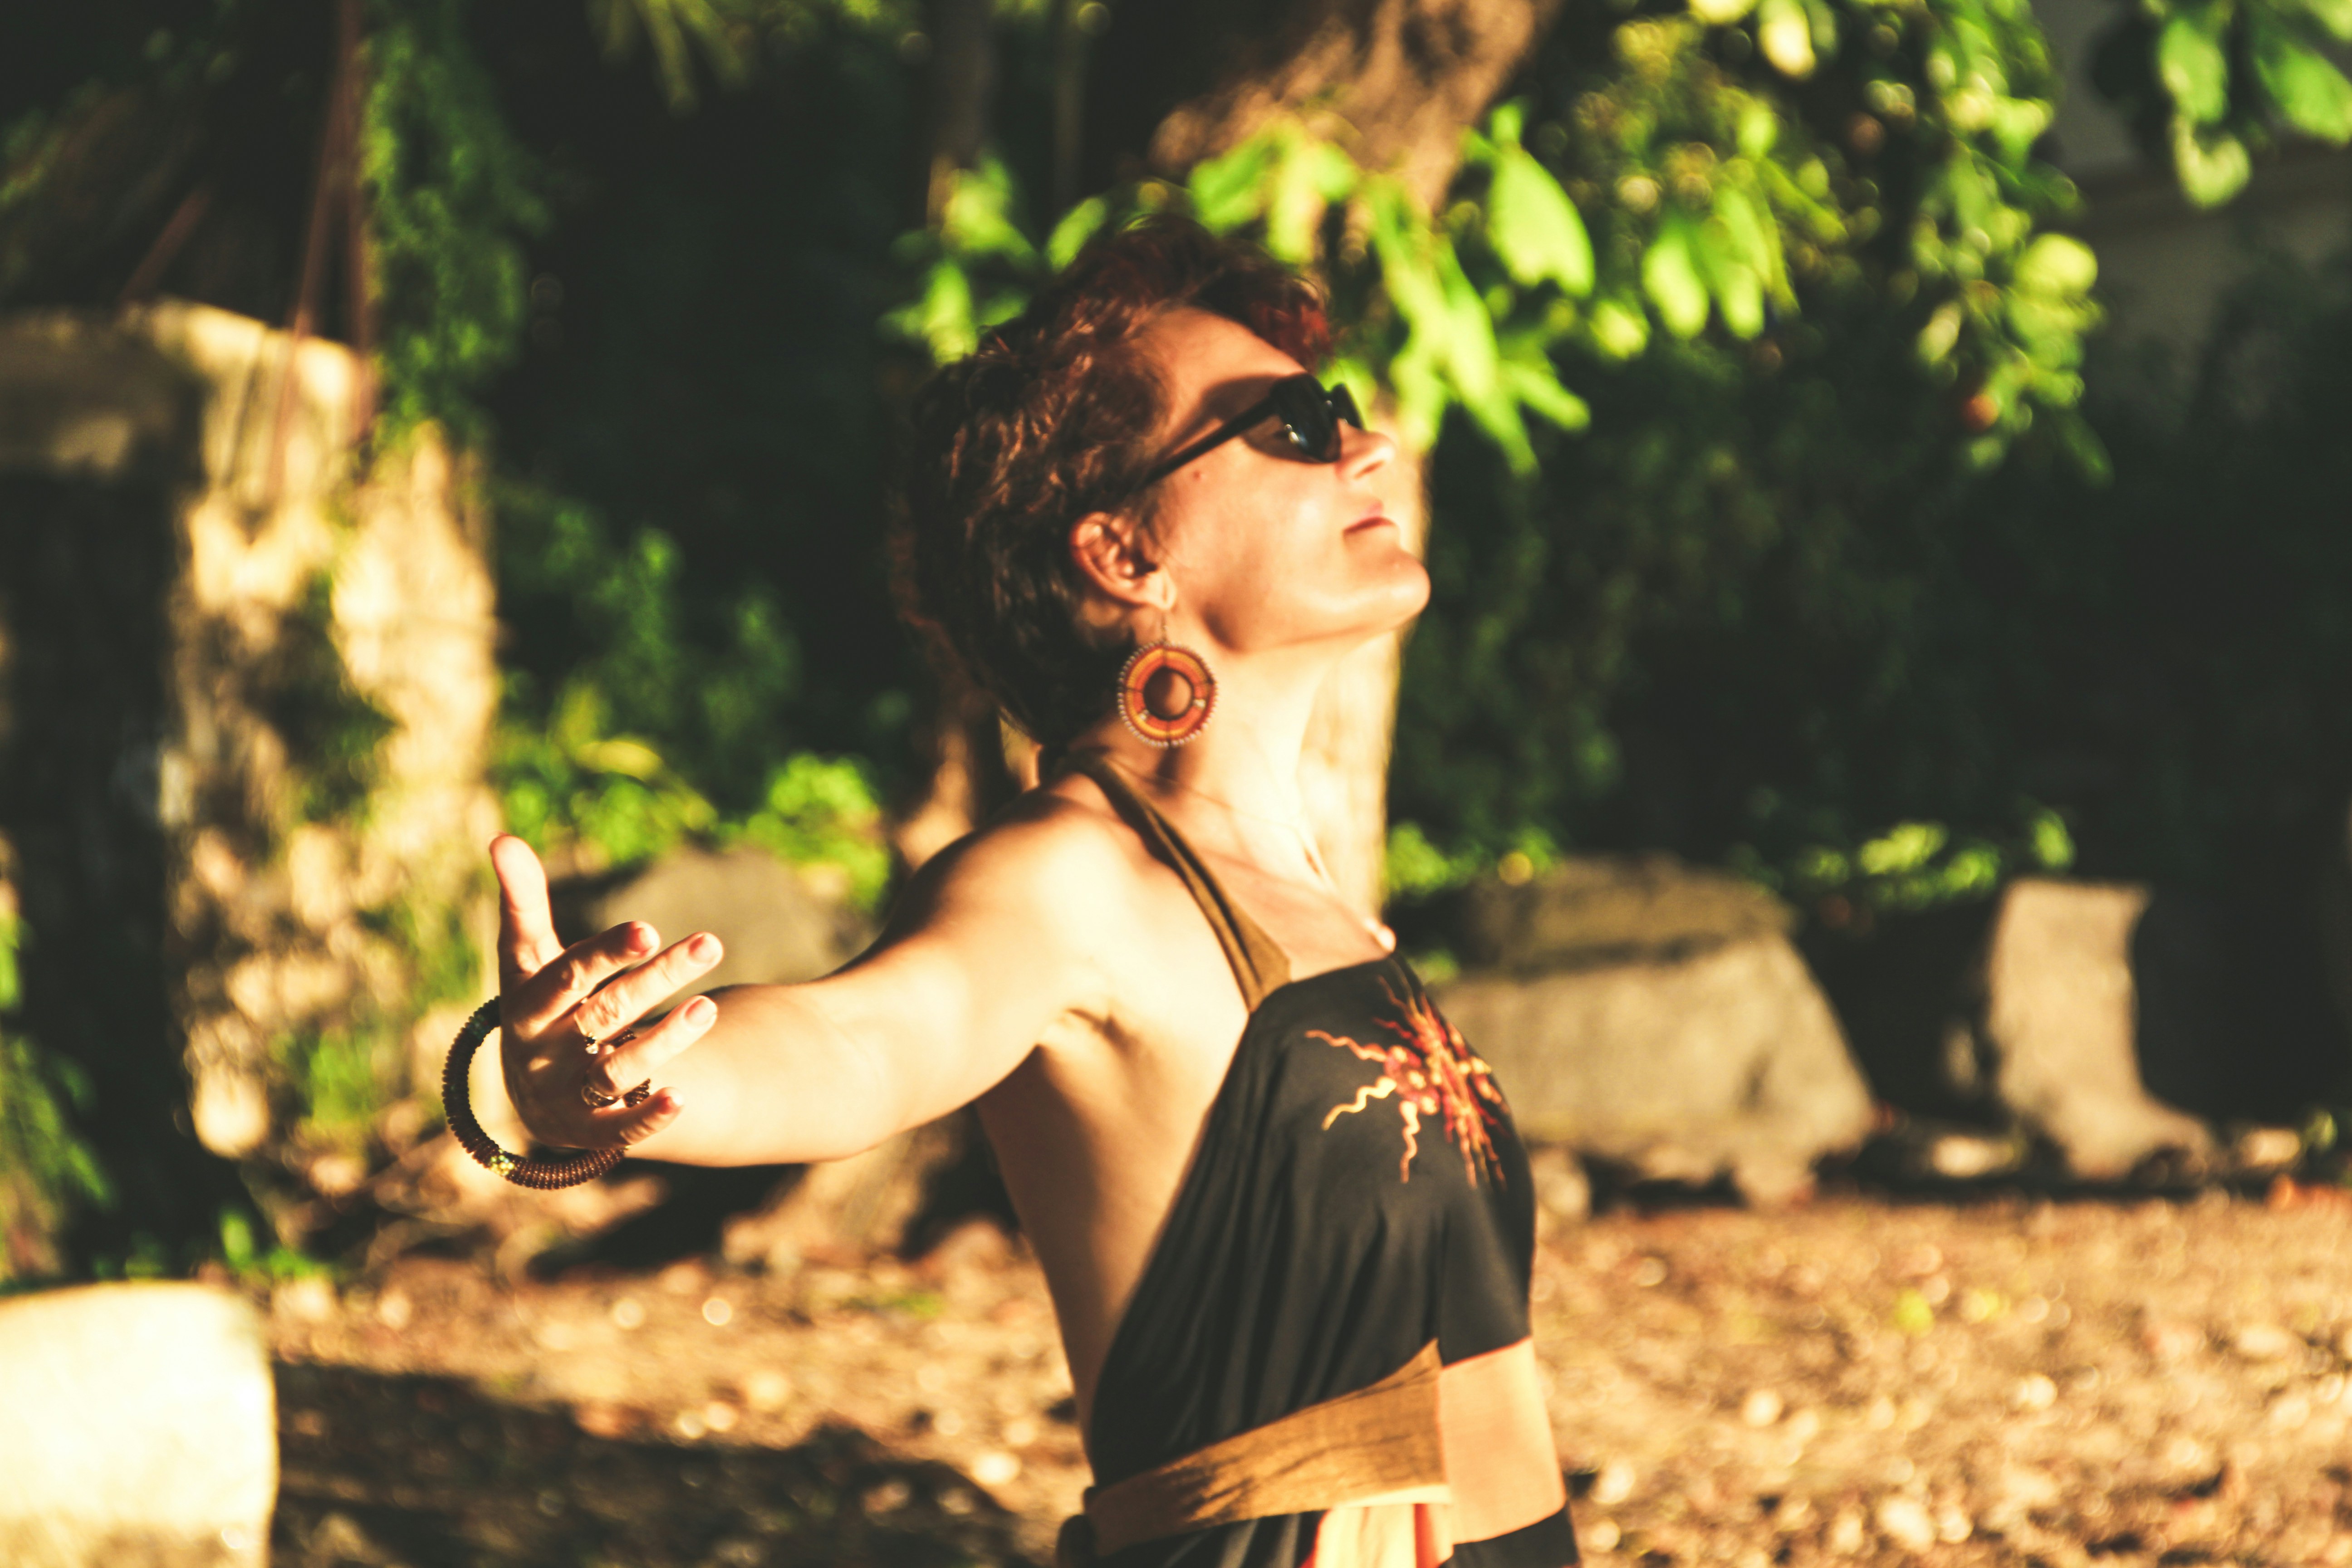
[{"xmin": 1311, "ymin": 977, "xmax": 1507, "ymax": 1184}]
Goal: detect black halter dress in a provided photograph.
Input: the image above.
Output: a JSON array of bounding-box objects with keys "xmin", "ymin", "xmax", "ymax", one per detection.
[{"xmin": 1064, "ymin": 756, "xmax": 1578, "ymax": 1568}]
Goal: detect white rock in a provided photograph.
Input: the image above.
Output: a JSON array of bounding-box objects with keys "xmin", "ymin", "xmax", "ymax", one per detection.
[
  {"xmin": 1825, "ymin": 1510, "xmax": 1867, "ymax": 1554},
  {"xmin": 1591, "ymin": 1460, "xmax": 1637, "ymax": 1506},
  {"xmin": 2232, "ymin": 1323, "xmax": 2299, "ymax": 1362},
  {"xmin": 1979, "ymin": 880, "xmax": 2214, "ymax": 1177},
  {"xmin": 0, "ymin": 1283, "xmax": 274, "ymax": 1567},
  {"xmin": 2234, "ymin": 1126, "xmax": 2305, "ymax": 1172},
  {"xmin": 2012, "ymin": 1373, "xmax": 2058, "ymax": 1410},
  {"xmin": 1876, "ymin": 1495, "xmax": 1939, "ymax": 1552}
]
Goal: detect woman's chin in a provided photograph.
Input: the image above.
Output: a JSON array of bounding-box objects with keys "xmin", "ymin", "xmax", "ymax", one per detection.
[
  {"xmin": 1373, "ymin": 553, "xmax": 1433, "ymax": 623},
  {"xmin": 1332, "ymin": 557, "xmax": 1432, "ymax": 642}
]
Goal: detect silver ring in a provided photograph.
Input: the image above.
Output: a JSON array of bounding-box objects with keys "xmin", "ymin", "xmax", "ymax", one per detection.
[
  {"xmin": 580, "ymin": 1074, "xmax": 654, "ymax": 1111},
  {"xmin": 582, "ymin": 1024, "xmax": 639, "ymax": 1060}
]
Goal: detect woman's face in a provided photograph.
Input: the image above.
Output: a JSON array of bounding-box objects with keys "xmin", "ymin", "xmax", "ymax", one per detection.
[{"xmin": 1126, "ymin": 307, "xmax": 1427, "ymax": 660}]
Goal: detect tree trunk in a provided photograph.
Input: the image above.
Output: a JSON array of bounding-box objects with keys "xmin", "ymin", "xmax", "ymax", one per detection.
[
  {"xmin": 1140, "ymin": 0, "xmax": 1563, "ymax": 209},
  {"xmin": 893, "ymin": 0, "xmax": 1012, "ymax": 872},
  {"xmin": 1101, "ymin": 0, "xmax": 1563, "ymax": 912}
]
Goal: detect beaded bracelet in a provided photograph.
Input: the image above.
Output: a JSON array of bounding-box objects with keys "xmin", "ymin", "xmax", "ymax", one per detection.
[{"xmin": 441, "ymin": 998, "xmax": 649, "ymax": 1190}]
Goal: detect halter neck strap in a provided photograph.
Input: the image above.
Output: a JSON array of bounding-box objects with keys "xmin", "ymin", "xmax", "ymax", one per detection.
[{"xmin": 1061, "ymin": 752, "xmax": 1294, "ymax": 1012}]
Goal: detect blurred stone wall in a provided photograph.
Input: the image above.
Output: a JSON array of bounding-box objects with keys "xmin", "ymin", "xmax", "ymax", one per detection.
[{"xmin": 0, "ymin": 301, "xmax": 499, "ymax": 1267}]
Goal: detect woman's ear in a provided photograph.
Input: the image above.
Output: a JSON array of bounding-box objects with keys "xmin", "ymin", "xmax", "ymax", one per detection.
[{"xmin": 1069, "ymin": 510, "xmax": 1169, "ymax": 612}]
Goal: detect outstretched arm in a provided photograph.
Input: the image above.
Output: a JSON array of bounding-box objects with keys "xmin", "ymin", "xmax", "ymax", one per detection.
[{"xmin": 489, "ymin": 804, "xmax": 1116, "ymax": 1167}]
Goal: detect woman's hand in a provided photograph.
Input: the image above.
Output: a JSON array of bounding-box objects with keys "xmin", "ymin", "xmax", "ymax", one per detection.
[{"xmin": 489, "ymin": 834, "xmax": 725, "ymax": 1150}]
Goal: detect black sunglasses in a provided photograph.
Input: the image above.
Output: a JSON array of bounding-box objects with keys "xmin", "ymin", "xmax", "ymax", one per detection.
[{"xmin": 1141, "ymin": 374, "xmax": 1365, "ymax": 486}]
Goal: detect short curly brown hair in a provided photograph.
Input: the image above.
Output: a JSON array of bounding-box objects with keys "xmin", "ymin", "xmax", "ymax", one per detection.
[{"xmin": 893, "ymin": 216, "xmax": 1330, "ymax": 750}]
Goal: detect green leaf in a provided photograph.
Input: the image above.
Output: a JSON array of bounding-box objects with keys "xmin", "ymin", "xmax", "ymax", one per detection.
[
  {"xmin": 941, "ymin": 159, "xmax": 1036, "ymax": 263},
  {"xmin": 1715, "ymin": 258, "xmax": 1767, "ymax": 337},
  {"xmin": 1437, "ymin": 243, "xmax": 1504, "ymax": 403},
  {"xmin": 1487, "ymin": 150, "xmax": 1595, "ymax": 296},
  {"xmin": 2029, "ymin": 809, "xmax": 2075, "ymax": 871},
  {"xmin": 590, "ymin": 0, "xmax": 746, "ymax": 115},
  {"xmin": 2295, "ymin": 0, "xmax": 2352, "ymax": 45},
  {"xmin": 1047, "ymin": 196, "xmax": 1110, "ymax": 270},
  {"xmin": 2159, "ymin": 10, "xmax": 2231, "ymax": 125},
  {"xmin": 1713, "ymin": 182, "xmax": 1782, "ymax": 295},
  {"xmin": 1803, "ymin": 0, "xmax": 1839, "ymax": 62},
  {"xmin": 2012, "ymin": 233, "xmax": 2097, "ymax": 297},
  {"xmin": 1588, "ymin": 297, "xmax": 1652, "ymax": 360},
  {"xmin": 1758, "ymin": 0, "xmax": 1817, "ymax": 77},
  {"xmin": 882, "ymin": 259, "xmax": 977, "ymax": 362},
  {"xmin": 1464, "ymin": 384, "xmax": 1538, "ymax": 474},
  {"xmin": 1502, "ymin": 359, "xmax": 1593, "ymax": 431},
  {"xmin": 1991, "ymin": 97, "xmax": 2055, "ymax": 164},
  {"xmin": 1188, "ymin": 138, "xmax": 1276, "ymax": 232},
  {"xmin": 1305, "ymin": 141, "xmax": 1359, "ymax": 203},
  {"xmin": 1917, "ymin": 300, "xmax": 1963, "ymax": 363},
  {"xmin": 1858, "ymin": 821, "xmax": 1948, "ymax": 876},
  {"xmin": 2252, "ymin": 21, "xmax": 2352, "ymax": 141},
  {"xmin": 1386, "ymin": 340, "xmax": 1449, "ymax": 451},
  {"xmin": 1642, "ymin": 212, "xmax": 1712, "ymax": 338},
  {"xmin": 1489, "ymin": 101, "xmax": 1527, "ymax": 148},
  {"xmin": 1693, "ymin": 0, "xmax": 1762, "ymax": 23},
  {"xmin": 1265, "ymin": 135, "xmax": 1349, "ymax": 264},
  {"xmin": 2170, "ymin": 115, "xmax": 2252, "ymax": 205},
  {"xmin": 1367, "ymin": 185, "xmax": 1453, "ymax": 339}
]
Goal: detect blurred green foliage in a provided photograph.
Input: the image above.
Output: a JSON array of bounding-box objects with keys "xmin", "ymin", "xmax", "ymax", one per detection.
[
  {"xmin": 489, "ymin": 478, "xmax": 894, "ymax": 906},
  {"xmin": 0, "ymin": 913, "xmax": 113, "ymax": 1285},
  {"xmin": 269, "ymin": 574, "xmax": 398, "ymax": 828},
  {"xmin": 363, "ymin": 0, "xmax": 551, "ymax": 445},
  {"xmin": 2089, "ymin": 0, "xmax": 2352, "ymax": 206},
  {"xmin": 468, "ymin": 0, "xmax": 920, "ymax": 892},
  {"xmin": 1395, "ymin": 241, "xmax": 2352, "ymax": 925},
  {"xmin": 890, "ymin": 0, "xmax": 2105, "ymax": 462}
]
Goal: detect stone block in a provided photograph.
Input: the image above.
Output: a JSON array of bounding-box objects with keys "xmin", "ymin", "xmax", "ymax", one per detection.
[
  {"xmin": 1979, "ymin": 878, "xmax": 2213, "ymax": 1178},
  {"xmin": 0, "ymin": 1282, "xmax": 274, "ymax": 1567},
  {"xmin": 552, "ymin": 843, "xmax": 866, "ymax": 1003},
  {"xmin": 1434, "ymin": 874, "xmax": 1872, "ymax": 1205},
  {"xmin": 1452, "ymin": 854, "xmax": 1794, "ymax": 973},
  {"xmin": 0, "ymin": 302, "xmax": 500, "ymax": 1259}
]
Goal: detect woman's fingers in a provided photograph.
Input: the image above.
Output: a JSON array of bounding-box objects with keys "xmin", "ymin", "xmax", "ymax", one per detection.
[
  {"xmin": 591, "ymin": 991, "xmax": 718, "ymax": 1095},
  {"xmin": 567, "ymin": 932, "xmax": 724, "ymax": 1050},
  {"xmin": 509, "ymin": 920, "xmax": 662, "ymax": 1040},
  {"xmin": 491, "ymin": 835, "xmax": 566, "ymax": 989}
]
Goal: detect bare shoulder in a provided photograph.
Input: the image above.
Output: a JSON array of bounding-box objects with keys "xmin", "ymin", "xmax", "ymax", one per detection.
[{"xmin": 872, "ymin": 773, "xmax": 1159, "ymax": 951}]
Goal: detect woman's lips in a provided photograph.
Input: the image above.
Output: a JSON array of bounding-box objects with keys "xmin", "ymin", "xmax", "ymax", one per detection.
[{"xmin": 1345, "ymin": 513, "xmax": 1397, "ymax": 533}]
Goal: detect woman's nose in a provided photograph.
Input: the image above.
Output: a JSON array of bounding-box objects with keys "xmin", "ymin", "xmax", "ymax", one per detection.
[{"xmin": 1339, "ymin": 419, "xmax": 1396, "ymax": 481}]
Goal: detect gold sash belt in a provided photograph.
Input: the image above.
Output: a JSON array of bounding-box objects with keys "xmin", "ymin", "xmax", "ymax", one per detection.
[{"xmin": 1059, "ymin": 1341, "xmax": 1450, "ymax": 1565}]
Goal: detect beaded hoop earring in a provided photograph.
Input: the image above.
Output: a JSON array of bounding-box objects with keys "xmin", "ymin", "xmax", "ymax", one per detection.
[{"xmin": 1117, "ymin": 640, "xmax": 1217, "ymax": 747}]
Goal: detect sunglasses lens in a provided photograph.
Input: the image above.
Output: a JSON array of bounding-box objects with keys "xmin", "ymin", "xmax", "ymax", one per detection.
[{"xmin": 1273, "ymin": 377, "xmax": 1347, "ymax": 461}]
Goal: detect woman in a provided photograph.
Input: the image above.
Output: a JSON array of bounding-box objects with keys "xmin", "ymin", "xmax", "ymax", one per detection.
[{"xmin": 489, "ymin": 218, "xmax": 1578, "ymax": 1568}]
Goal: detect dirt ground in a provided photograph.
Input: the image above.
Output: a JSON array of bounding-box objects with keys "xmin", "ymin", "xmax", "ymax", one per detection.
[{"xmin": 266, "ymin": 1185, "xmax": 2352, "ymax": 1568}]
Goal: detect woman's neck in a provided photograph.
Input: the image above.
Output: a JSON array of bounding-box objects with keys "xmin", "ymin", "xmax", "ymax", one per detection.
[
  {"xmin": 1095, "ymin": 644, "xmax": 1323, "ymax": 809},
  {"xmin": 1069, "ymin": 643, "xmax": 1352, "ymax": 888}
]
